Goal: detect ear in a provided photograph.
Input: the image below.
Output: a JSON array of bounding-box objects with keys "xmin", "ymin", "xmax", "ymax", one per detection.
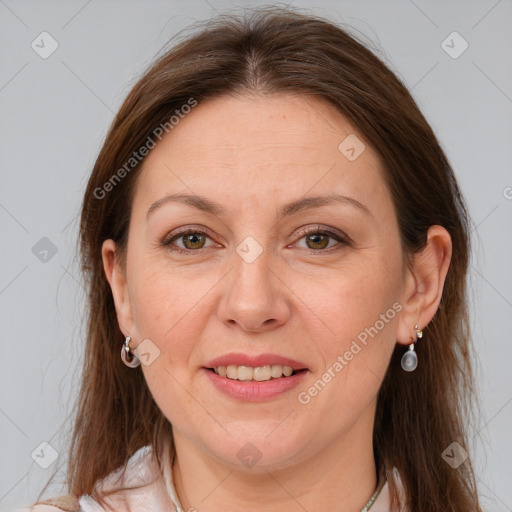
[
  {"xmin": 102, "ymin": 239, "xmax": 136, "ymax": 339},
  {"xmin": 396, "ymin": 225, "xmax": 452, "ymax": 345}
]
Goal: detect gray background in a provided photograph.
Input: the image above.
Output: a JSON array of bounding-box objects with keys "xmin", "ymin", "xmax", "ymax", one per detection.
[{"xmin": 1, "ymin": 0, "xmax": 511, "ymax": 510}]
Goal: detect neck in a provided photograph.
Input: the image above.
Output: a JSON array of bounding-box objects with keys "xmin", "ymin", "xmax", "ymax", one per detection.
[{"xmin": 171, "ymin": 409, "xmax": 378, "ymax": 512}]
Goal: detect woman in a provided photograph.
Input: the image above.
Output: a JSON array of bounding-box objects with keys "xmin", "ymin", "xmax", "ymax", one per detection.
[{"xmin": 24, "ymin": 6, "xmax": 481, "ymax": 511}]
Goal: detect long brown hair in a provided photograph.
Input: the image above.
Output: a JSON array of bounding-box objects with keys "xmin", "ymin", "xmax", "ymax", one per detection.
[{"xmin": 36, "ymin": 6, "xmax": 482, "ymax": 511}]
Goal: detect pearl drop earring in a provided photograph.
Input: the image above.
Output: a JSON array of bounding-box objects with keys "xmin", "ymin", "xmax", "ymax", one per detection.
[{"xmin": 401, "ymin": 325, "xmax": 423, "ymax": 372}]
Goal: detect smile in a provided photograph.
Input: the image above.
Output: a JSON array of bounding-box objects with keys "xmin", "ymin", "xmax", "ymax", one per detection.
[{"xmin": 209, "ymin": 364, "xmax": 296, "ymax": 381}]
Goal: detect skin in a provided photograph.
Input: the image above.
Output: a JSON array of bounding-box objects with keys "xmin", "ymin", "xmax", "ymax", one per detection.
[{"xmin": 102, "ymin": 92, "xmax": 452, "ymax": 511}]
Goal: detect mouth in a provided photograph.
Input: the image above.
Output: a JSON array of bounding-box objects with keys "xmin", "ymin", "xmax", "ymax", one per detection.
[{"xmin": 202, "ymin": 353, "xmax": 309, "ymax": 401}]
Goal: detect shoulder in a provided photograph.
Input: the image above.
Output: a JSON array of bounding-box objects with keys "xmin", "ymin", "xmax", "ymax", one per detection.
[
  {"xmin": 15, "ymin": 495, "xmax": 81, "ymax": 512},
  {"xmin": 17, "ymin": 493, "xmax": 106, "ymax": 512},
  {"xmin": 18, "ymin": 444, "xmax": 176, "ymax": 512}
]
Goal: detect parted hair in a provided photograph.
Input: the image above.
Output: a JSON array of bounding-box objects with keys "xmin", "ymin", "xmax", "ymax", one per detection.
[{"xmin": 34, "ymin": 6, "xmax": 481, "ymax": 511}]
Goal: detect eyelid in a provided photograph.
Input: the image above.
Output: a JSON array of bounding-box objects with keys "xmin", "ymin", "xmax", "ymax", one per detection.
[
  {"xmin": 162, "ymin": 225, "xmax": 219, "ymax": 247},
  {"xmin": 293, "ymin": 224, "xmax": 351, "ymax": 245}
]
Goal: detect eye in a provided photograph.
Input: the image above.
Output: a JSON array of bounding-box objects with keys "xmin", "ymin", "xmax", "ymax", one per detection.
[
  {"xmin": 162, "ymin": 225, "xmax": 350, "ymax": 255},
  {"xmin": 293, "ymin": 226, "xmax": 349, "ymax": 252},
  {"xmin": 162, "ymin": 227, "xmax": 218, "ymax": 254}
]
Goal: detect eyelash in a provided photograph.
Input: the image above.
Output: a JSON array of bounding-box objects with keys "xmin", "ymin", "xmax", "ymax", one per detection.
[{"xmin": 162, "ymin": 225, "xmax": 350, "ymax": 255}]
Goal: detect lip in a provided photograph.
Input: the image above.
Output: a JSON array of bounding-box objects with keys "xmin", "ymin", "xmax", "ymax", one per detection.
[
  {"xmin": 203, "ymin": 352, "xmax": 308, "ymax": 370},
  {"xmin": 203, "ymin": 367, "xmax": 309, "ymax": 402}
]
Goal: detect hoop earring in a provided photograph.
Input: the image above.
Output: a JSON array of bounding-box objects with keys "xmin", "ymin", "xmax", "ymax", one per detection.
[
  {"xmin": 121, "ymin": 336, "xmax": 140, "ymax": 368},
  {"xmin": 401, "ymin": 325, "xmax": 423, "ymax": 372}
]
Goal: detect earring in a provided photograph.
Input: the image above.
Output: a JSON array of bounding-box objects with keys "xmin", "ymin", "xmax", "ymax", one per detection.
[
  {"xmin": 121, "ymin": 336, "xmax": 140, "ymax": 368},
  {"xmin": 401, "ymin": 325, "xmax": 423, "ymax": 372}
]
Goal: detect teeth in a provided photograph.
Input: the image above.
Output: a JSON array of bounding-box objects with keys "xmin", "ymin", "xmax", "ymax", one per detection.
[
  {"xmin": 282, "ymin": 366, "xmax": 293, "ymax": 377},
  {"xmin": 271, "ymin": 365, "xmax": 283, "ymax": 378},
  {"xmin": 212, "ymin": 364, "xmax": 296, "ymax": 381},
  {"xmin": 226, "ymin": 365, "xmax": 237, "ymax": 379},
  {"xmin": 253, "ymin": 365, "xmax": 271, "ymax": 381},
  {"xmin": 237, "ymin": 366, "xmax": 253, "ymax": 381}
]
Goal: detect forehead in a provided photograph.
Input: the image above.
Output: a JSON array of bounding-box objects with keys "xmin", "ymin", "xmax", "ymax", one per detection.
[{"xmin": 133, "ymin": 93, "xmax": 389, "ymax": 215}]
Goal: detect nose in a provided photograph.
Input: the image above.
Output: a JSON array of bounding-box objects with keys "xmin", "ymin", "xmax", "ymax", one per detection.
[{"xmin": 217, "ymin": 247, "xmax": 292, "ymax": 333}]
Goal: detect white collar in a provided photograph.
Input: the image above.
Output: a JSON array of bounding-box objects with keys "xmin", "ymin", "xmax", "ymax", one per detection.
[{"xmin": 82, "ymin": 443, "xmax": 407, "ymax": 512}]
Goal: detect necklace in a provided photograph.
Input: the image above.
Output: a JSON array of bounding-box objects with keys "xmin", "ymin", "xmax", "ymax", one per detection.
[
  {"xmin": 361, "ymin": 473, "xmax": 386, "ymax": 511},
  {"xmin": 169, "ymin": 458, "xmax": 386, "ymax": 512}
]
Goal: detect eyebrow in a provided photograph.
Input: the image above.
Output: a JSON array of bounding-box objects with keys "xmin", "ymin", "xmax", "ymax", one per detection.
[{"xmin": 146, "ymin": 192, "xmax": 372, "ymax": 220}]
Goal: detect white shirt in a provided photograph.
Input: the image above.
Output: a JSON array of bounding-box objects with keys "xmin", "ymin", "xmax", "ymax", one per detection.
[{"xmin": 19, "ymin": 444, "xmax": 407, "ymax": 511}]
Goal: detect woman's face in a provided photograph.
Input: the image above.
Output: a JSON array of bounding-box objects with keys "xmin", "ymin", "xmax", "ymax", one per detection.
[{"xmin": 105, "ymin": 93, "xmax": 414, "ymax": 470}]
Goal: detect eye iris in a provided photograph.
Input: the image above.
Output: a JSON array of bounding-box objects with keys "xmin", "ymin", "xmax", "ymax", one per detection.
[
  {"xmin": 183, "ymin": 233, "xmax": 205, "ymax": 249},
  {"xmin": 306, "ymin": 233, "xmax": 329, "ymax": 249}
]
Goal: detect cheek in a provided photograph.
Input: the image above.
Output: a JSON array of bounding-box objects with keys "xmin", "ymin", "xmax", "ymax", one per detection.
[
  {"xmin": 129, "ymin": 260, "xmax": 212, "ymax": 425},
  {"xmin": 127, "ymin": 254, "xmax": 193, "ymax": 340},
  {"xmin": 127, "ymin": 252, "xmax": 224, "ymax": 365},
  {"xmin": 310, "ymin": 249, "xmax": 402, "ymax": 381}
]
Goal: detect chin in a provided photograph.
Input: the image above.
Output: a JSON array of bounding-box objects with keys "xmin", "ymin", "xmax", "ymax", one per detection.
[{"xmin": 200, "ymin": 426, "xmax": 312, "ymax": 472}]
